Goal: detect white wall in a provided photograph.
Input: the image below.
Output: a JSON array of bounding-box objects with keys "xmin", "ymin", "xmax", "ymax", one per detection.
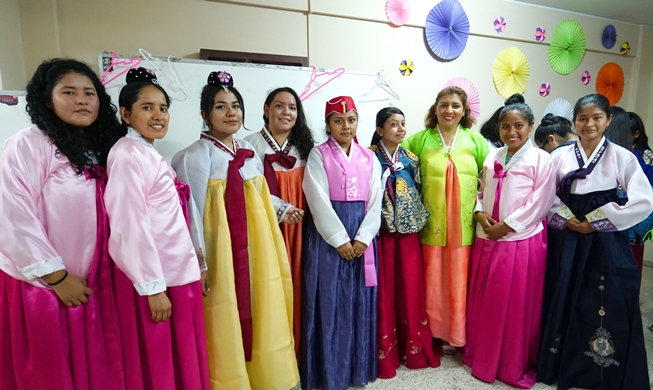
[
  {"xmin": 0, "ymin": 0, "xmax": 26, "ymax": 89},
  {"xmin": 12, "ymin": 0, "xmax": 653, "ymax": 136}
]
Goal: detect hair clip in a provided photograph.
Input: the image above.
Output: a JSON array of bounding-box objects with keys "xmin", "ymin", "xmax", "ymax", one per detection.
[
  {"xmin": 207, "ymin": 71, "xmax": 234, "ymax": 91},
  {"xmin": 125, "ymin": 67, "xmax": 158, "ymax": 85}
]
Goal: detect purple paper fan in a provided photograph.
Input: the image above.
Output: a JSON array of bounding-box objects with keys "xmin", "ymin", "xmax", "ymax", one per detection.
[
  {"xmin": 425, "ymin": 0, "xmax": 470, "ymax": 60},
  {"xmin": 602, "ymin": 25, "xmax": 617, "ymax": 49}
]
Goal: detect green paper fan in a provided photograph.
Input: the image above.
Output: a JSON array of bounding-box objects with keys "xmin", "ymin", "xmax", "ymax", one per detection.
[{"xmin": 548, "ymin": 20, "xmax": 586, "ymax": 75}]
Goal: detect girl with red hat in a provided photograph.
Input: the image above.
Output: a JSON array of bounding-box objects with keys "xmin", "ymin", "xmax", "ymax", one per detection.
[{"xmin": 301, "ymin": 96, "xmax": 382, "ymax": 390}]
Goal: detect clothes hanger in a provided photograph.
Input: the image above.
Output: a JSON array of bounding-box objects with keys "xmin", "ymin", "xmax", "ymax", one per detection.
[
  {"xmin": 138, "ymin": 48, "xmax": 190, "ymax": 100},
  {"xmin": 298, "ymin": 66, "xmax": 346, "ymax": 101},
  {"xmin": 100, "ymin": 52, "xmax": 142, "ymax": 85},
  {"xmin": 375, "ymin": 72, "xmax": 400, "ymax": 100}
]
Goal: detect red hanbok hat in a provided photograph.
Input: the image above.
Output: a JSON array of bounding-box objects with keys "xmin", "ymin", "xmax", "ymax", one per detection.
[{"xmin": 325, "ymin": 96, "xmax": 357, "ymax": 118}]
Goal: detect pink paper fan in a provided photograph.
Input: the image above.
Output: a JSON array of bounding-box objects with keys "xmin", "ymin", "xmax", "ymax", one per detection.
[
  {"xmin": 539, "ymin": 83, "xmax": 550, "ymax": 97},
  {"xmin": 535, "ymin": 27, "xmax": 546, "ymax": 42},
  {"xmin": 386, "ymin": 0, "xmax": 411, "ymax": 27},
  {"xmin": 494, "ymin": 16, "xmax": 506, "ymax": 33},
  {"xmin": 582, "ymin": 71, "xmax": 591, "ymax": 85},
  {"xmin": 442, "ymin": 76, "xmax": 481, "ymax": 121}
]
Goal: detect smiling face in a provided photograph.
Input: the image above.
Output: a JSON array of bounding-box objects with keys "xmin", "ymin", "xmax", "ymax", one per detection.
[
  {"xmin": 574, "ymin": 104, "xmax": 611, "ymax": 146},
  {"xmin": 50, "ymin": 72, "xmax": 100, "ymax": 130},
  {"xmin": 435, "ymin": 94, "xmax": 464, "ymax": 131},
  {"xmin": 120, "ymin": 85, "xmax": 170, "ymax": 144},
  {"xmin": 377, "ymin": 113, "xmax": 406, "ymax": 148},
  {"xmin": 327, "ymin": 111, "xmax": 358, "ymax": 149},
  {"xmin": 203, "ymin": 90, "xmax": 243, "ymax": 140},
  {"xmin": 500, "ymin": 110, "xmax": 533, "ymax": 155},
  {"xmin": 264, "ymin": 91, "xmax": 297, "ymax": 135}
]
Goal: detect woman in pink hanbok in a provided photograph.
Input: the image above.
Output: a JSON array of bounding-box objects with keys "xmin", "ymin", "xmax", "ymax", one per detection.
[
  {"xmin": 104, "ymin": 68, "xmax": 210, "ymax": 390},
  {"xmin": 463, "ymin": 94, "xmax": 556, "ymax": 388},
  {"xmin": 0, "ymin": 59, "xmax": 125, "ymax": 389}
]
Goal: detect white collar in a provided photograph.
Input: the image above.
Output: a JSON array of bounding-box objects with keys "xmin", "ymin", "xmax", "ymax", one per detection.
[
  {"xmin": 203, "ymin": 132, "xmax": 238, "ymax": 153},
  {"xmin": 497, "ymin": 139, "xmax": 533, "ymax": 170},
  {"xmin": 330, "ymin": 136, "xmax": 354, "ymax": 162},
  {"xmin": 436, "ymin": 124, "xmax": 461, "ymax": 150},
  {"xmin": 379, "ymin": 140, "xmax": 404, "ymax": 171},
  {"xmin": 579, "ymin": 136, "xmax": 606, "ymax": 166},
  {"xmin": 262, "ymin": 126, "xmax": 288, "ymax": 152},
  {"xmin": 126, "ymin": 127, "xmax": 156, "ymax": 151}
]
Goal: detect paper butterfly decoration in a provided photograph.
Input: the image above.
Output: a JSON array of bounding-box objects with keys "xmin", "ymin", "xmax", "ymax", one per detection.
[
  {"xmin": 399, "ymin": 59, "xmax": 414, "ymax": 76},
  {"xmin": 494, "ymin": 17, "xmax": 506, "ymax": 33},
  {"xmin": 539, "ymin": 83, "xmax": 550, "ymax": 97},
  {"xmin": 535, "ymin": 27, "xmax": 546, "ymax": 42},
  {"xmin": 620, "ymin": 42, "xmax": 630, "ymax": 55},
  {"xmin": 581, "ymin": 71, "xmax": 591, "ymax": 85}
]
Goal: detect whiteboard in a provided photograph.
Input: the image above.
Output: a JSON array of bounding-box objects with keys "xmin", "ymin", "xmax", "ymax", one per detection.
[{"xmin": 0, "ymin": 55, "xmax": 390, "ymax": 162}]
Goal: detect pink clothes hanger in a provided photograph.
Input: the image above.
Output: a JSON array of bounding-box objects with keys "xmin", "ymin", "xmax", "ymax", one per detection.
[
  {"xmin": 100, "ymin": 52, "xmax": 142, "ymax": 85},
  {"xmin": 298, "ymin": 66, "xmax": 346, "ymax": 101}
]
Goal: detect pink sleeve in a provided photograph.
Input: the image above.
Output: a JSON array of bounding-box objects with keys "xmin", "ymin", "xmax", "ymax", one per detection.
[
  {"xmin": 105, "ymin": 145, "xmax": 166, "ymax": 295},
  {"xmin": 504, "ymin": 153, "xmax": 557, "ymax": 233},
  {"xmin": 0, "ymin": 131, "xmax": 65, "ymax": 279}
]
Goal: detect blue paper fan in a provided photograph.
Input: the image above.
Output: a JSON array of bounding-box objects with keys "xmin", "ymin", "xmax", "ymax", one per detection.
[
  {"xmin": 544, "ymin": 98, "xmax": 574, "ymax": 123},
  {"xmin": 425, "ymin": 0, "xmax": 470, "ymax": 60},
  {"xmin": 602, "ymin": 25, "xmax": 617, "ymax": 49}
]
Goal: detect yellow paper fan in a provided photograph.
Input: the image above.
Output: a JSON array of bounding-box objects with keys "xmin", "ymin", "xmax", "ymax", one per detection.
[{"xmin": 492, "ymin": 47, "xmax": 530, "ymax": 99}]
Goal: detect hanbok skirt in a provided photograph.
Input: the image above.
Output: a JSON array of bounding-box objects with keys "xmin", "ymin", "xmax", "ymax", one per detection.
[
  {"xmin": 203, "ymin": 176, "xmax": 300, "ymax": 390},
  {"xmin": 377, "ymin": 230, "xmax": 440, "ymax": 379},
  {"xmin": 537, "ymin": 189, "xmax": 649, "ymax": 389},
  {"xmin": 277, "ymin": 167, "xmax": 306, "ymax": 361},
  {"xmin": 301, "ymin": 200, "xmax": 377, "ymax": 390},
  {"xmin": 113, "ymin": 268, "xmax": 209, "ymax": 390},
  {"xmin": 463, "ymin": 231, "xmax": 546, "ymax": 389},
  {"xmin": 0, "ymin": 171, "xmax": 124, "ymax": 390}
]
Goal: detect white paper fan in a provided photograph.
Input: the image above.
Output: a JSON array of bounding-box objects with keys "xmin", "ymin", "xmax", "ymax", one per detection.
[
  {"xmin": 442, "ymin": 76, "xmax": 481, "ymax": 121},
  {"xmin": 544, "ymin": 98, "xmax": 573, "ymax": 123}
]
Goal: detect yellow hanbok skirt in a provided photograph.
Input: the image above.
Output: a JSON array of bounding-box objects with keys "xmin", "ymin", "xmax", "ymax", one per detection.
[{"xmin": 203, "ymin": 175, "xmax": 300, "ymax": 390}]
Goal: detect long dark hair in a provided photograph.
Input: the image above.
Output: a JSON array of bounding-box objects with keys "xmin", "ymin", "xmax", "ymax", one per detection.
[
  {"xmin": 263, "ymin": 87, "xmax": 314, "ymax": 160},
  {"xmin": 25, "ymin": 58, "xmax": 122, "ymax": 174},
  {"xmin": 629, "ymin": 111, "xmax": 650, "ymax": 152},
  {"xmin": 480, "ymin": 106, "xmax": 504, "ymax": 148},
  {"xmin": 200, "ymin": 83, "xmax": 246, "ymax": 131},
  {"xmin": 424, "ymin": 86, "xmax": 474, "ymax": 129},
  {"xmin": 370, "ymin": 107, "xmax": 404, "ymax": 146},
  {"xmin": 604, "ymin": 106, "xmax": 632, "ymax": 149}
]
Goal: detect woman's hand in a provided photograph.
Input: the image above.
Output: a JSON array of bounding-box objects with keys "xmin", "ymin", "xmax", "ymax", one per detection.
[
  {"xmin": 282, "ymin": 207, "xmax": 304, "ymax": 225},
  {"xmin": 336, "ymin": 242, "xmax": 355, "ymax": 261},
  {"xmin": 566, "ymin": 218, "xmax": 595, "ymax": 234},
  {"xmin": 475, "ymin": 211, "xmax": 497, "ymax": 230},
  {"xmin": 148, "ymin": 292, "xmax": 172, "ymax": 322},
  {"xmin": 351, "ymin": 241, "xmax": 368, "ymax": 258},
  {"xmin": 483, "ymin": 221, "xmax": 514, "ymax": 241},
  {"xmin": 200, "ymin": 270, "xmax": 210, "ymax": 296},
  {"xmin": 44, "ymin": 270, "xmax": 94, "ymax": 307}
]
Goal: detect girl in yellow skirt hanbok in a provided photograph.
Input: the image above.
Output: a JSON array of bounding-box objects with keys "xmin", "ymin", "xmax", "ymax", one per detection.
[{"xmin": 172, "ymin": 71, "xmax": 301, "ymax": 390}]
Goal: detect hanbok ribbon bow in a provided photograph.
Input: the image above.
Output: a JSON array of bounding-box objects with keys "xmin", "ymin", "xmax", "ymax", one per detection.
[
  {"xmin": 263, "ymin": 153, "xmax": 297, "ymax": 197},
  {"xmin": 492, "ymin": 160, "xmax": 507, "ymax": 221}
]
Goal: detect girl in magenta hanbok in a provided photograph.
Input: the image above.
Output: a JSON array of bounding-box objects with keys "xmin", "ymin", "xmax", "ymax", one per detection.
[
  {"xmin": 104, "ymin": 68, "xmax": 209, "ymax": 390},
  {"xmin": 0, "ymin": 59, "xmax": 125, "ymax": 389},
  {"xmin": 463, "ymin": 94, "xmax": 556, "ymax": 388}
]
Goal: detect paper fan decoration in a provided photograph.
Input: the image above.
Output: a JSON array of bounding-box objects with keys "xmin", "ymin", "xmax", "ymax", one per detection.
[
  {"xmin": 544, "ymin": 98, "xmax": 574, "ymax": 122},
  {"xmin": 582, "ymin": 71, "xmax": 591, "ymax": 85},
  {"xmin": 425, "ymin": 0, "xmax": 470, "ymax": 60},
  {"xmin": 535, "ymin": 27, "xmax": 546, "ymax": 42},
  {"xmin": 386, "ymin": 0, "xmax": 411, "ymax": 27},
  {"xmin": 494, "ymin": 17, "xmax": 506, "ymax": 33},
  {"xmin": 620, "ymin": 42, "xmax": 630, "ymax": 55},
  {"xmin": 596, "ymin": 62, "xmax": 625, "ymax": 105},
  {"xmin": 492, "ymin": 47, "xmax": 530, "ymax": 99},
  {"xmin": 442, "ymin": 76, "xmax": 481, "ymax": 120},
  {"xmin": 399, "ymin": 59, "xmax": 414, "ymax": 76},
  {"xmin": 548, "ymin": 20, "xmax": 586, "ymax": 75},
  {"xmin": 539, "ymin": 83, "xmax": 550, "ymax": 97},
  {"xmin": 602, "ymin": 25, "xmax": 617, "ymax": 49}
]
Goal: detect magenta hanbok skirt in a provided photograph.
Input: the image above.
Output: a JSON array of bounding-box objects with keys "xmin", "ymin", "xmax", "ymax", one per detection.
[
  {"xmin": 463, "ymin": 231, "xmax": 546, "ymax": 389},
  {"xmin": 112, "ymin": 267, "xmax": 210, "ymax": 390}
]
